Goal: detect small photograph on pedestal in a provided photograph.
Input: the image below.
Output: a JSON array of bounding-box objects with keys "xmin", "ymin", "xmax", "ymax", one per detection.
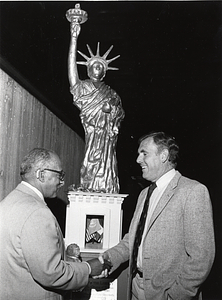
[{"xmin": 85, "ymin": 215, "xmax": 104, "ymax": 249}]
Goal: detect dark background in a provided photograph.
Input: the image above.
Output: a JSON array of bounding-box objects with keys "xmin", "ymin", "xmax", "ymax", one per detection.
[{"xmin": 0, "ymin": 1, "xmax": 221, "ymax": 299}]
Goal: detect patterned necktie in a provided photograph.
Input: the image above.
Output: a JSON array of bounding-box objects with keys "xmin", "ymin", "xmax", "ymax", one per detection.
[{"xmin": 131, "ymin": 182, "xmax": 157, "ymax": 278}]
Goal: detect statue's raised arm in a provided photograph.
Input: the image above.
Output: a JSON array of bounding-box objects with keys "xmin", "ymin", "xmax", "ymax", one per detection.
[
  {"xmin": 68, "ymin": 22, "xmax": 81, "ymax": 87},
  {"xmin": 67, "ymin": 4, "xmax": 88, "ymax": 87}
]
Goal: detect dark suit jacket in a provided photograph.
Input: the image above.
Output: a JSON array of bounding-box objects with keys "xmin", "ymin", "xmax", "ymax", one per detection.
[
  {"xmin": 106, "ymin": 171, "xmax": 215, "ymax": 300},
  {"xmin": 0, "ymin": 183, "xmax": 89, "ymax": 300}
]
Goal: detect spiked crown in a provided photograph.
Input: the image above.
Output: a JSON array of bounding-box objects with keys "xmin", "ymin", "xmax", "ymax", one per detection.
[{"xmin": 77, "ymin": 42, "xmax": 120, "ymax": 71}]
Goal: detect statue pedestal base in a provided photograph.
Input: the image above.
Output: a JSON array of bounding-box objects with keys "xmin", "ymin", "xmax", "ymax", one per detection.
[
  {"xmin": 65, "ymin": 191, "xmax": 128, "ymax": 300},
  {"xmin": 65, "ymin": 191, "xmax": 128, "ymax": 252}
]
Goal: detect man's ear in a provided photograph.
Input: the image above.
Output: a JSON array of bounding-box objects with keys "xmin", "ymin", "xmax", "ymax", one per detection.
[
  {"xmin": 36, "ymin": 169, "xmax": 45, "ymax": 182},
  {"xmin": 161, "ymin": 149, "xmax": 169, "ymax": 163}
]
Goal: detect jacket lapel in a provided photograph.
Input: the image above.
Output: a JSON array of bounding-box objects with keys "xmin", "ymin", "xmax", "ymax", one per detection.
[{"xmin": 147, "ymin": 171, "xmax": 181, "ymax": 232}]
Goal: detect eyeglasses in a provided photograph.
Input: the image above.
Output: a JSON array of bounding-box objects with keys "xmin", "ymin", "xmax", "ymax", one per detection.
[{"xmin": 44, "ymin": 168, "xmax": 65, "ymax": 181}]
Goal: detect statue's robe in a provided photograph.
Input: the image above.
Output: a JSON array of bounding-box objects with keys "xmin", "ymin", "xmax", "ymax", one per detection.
[{"xmin": 71, "ymin": 80, "xmax": 125, "ymax": 193}]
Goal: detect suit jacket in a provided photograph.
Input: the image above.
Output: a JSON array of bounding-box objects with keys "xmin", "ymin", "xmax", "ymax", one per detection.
[
  {"xmin": 106, "ymin": 171, "xmax": 215, "ymax": 300},
  {"xmin": 0, "ymin": 183, "xmax": 89, "ymax": 300}
]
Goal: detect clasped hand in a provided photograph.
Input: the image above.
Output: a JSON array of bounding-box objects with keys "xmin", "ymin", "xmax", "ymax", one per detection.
[{"xmin": 87, "ymin": 257, "xmax": 112, "ymax": 278}]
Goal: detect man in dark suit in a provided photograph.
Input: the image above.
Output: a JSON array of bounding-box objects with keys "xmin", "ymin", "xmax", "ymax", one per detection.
[
  {"xmin": 101, "ymin": 132, "xmax": 215, "ymax": 300},
  {"xmin": 0, "ymin": 148, "xmax": 109, "ymax": 300}
]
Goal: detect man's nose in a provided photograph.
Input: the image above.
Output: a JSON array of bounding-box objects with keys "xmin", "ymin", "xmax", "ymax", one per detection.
[{"xmin": 136, "ymin": 154, "xmax": 141, "ymax": 164}]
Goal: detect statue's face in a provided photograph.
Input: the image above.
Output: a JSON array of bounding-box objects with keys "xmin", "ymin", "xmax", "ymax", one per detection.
[{"xmin": 88, "ymin": 61, "xmax": 106, "ymax": 81}]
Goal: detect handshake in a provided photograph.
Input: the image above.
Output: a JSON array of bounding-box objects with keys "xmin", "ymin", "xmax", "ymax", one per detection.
[{"xmin": 86, "ymin": 255, "xmax": 112, "ymax": 278}]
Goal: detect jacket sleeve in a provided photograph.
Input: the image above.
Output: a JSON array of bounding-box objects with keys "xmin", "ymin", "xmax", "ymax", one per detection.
[
  {"xmin": 21, "ymin": 207, "xmax": 89, "ymax": 291},
  {"xmin": 105, "ymin": 233, "xmax": 130, "ymax": 272},
  {"xmin": 168, "ymin": 184, "xmax": 215, "ymax": 299},
  {"xmin": 105, "ymin": 188, "xmax": 147, "ymax": 272}
]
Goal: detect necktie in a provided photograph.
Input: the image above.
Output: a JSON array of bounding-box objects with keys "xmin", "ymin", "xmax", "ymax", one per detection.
[{"xmin": 131, "ymin": 182, "xmax": 157, "ymax": 278}]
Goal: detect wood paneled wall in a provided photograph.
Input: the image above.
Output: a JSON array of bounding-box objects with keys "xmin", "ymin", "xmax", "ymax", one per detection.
[{"xmin": 0, "ymin": 68, "xmax": 85, "ymax": 202}]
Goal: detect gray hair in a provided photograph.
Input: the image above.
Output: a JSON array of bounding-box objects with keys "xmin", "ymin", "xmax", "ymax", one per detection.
[{"xmin": 20, "ymin": 148, "xmax": 56, "ymax": 178}]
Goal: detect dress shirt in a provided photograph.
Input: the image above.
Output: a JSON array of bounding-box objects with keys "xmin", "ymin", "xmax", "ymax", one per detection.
[{"xmin": 137, "ymin": 169, "xmax": 176, "ymax": 269}]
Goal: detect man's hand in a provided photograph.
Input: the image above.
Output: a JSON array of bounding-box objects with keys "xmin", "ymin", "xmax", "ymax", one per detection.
[
  {"xmin": 91, "ymin": 253, "xmax": 113, "ymax": 279},
  {"xmin": 87, "ymin": 258, "xmax": 112, "ymax": 277}
]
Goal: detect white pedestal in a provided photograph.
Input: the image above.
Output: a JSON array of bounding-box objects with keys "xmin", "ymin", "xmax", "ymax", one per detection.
[
  {"xmin": 65, "ymin": 192, "xmax": 128, "ymax": 300},
  {"xmin": 65, "ymin": 192, "xmax": 128, "ymax": 253}
]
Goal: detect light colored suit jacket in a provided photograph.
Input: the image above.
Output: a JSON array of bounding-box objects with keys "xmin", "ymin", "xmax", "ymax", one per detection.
[
  {"xmin": 106, "ymin": 171, "xmax": 215, "ymax": 300},
  {"xmin": 0, "ymin": 183, "xmax": 89, "ymax": 300}
]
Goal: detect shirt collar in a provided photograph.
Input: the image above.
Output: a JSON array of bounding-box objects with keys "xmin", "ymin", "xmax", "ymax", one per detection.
[
  {"xmin": 21, "ymin": 181, "xmax": 45, "ymax": 202},
  {"xmin": 156, "ymin": 169, "xmax": 176, "ymax": 190}
]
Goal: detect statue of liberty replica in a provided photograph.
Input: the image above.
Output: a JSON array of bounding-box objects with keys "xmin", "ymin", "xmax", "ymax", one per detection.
[{"xmin": 67, "ymin": 4, "xmax": 125, "ymax": 194}]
